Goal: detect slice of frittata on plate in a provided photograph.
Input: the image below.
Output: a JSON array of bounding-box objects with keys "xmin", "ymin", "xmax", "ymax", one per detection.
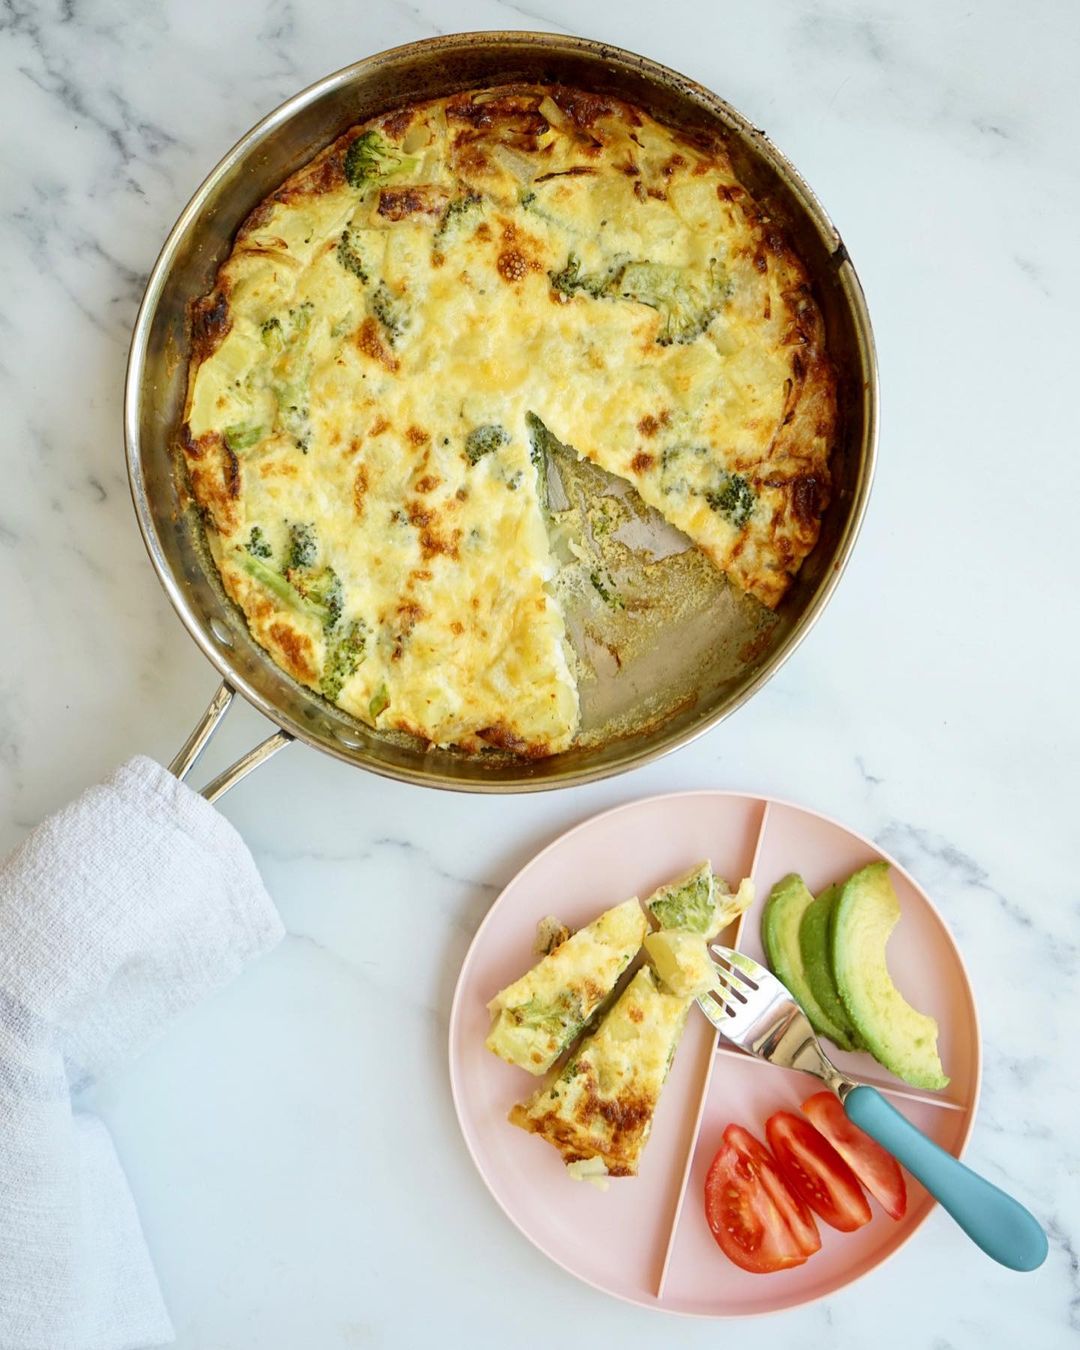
[
  {"xmin": 508, "ymin": 964, "xmax": 691, "ymax": 1179},
  {"xmin": 486, "ymin": 896, "xmax": 647, "ymax": 1075}
]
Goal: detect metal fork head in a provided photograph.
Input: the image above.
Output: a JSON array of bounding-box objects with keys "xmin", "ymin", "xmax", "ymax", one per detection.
[{"xmin": 701, "ymin": 945, "xmax": 854, "ymax": 1098}]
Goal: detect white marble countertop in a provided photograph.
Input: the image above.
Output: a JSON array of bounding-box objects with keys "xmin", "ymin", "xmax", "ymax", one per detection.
[{"xmin": 2, "ymin": 1, "xmax": 1078, "ymax": 1345}]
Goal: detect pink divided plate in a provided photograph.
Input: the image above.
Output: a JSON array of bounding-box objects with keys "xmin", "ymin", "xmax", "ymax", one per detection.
[{"xmin": 448, "ymin": 792, "xmax": 981, "ymax": 1316}]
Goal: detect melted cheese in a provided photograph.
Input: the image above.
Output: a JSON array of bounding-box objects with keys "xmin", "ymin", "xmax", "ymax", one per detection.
[
  {"xmin": 486, "ymin": 897, "xmax": 646, "ymax": 1075},
  {"xmin": 182, "ymin": 85, "xmax": 834, "ymax": 755}
]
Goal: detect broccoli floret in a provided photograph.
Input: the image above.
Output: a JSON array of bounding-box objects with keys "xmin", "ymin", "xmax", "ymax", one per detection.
[
  {"xmin": 235, "ymin": 553, "xmax": 327, "ymax": 624},
  {"xmin": 549, "ymin": 252, "xmax": 624, "ymax": 300},
  {"xmin": 288, "ymin": 565, "xmax": 343, "ymax": 630},
  {"xmin": 236, "ymin": 527, "xmax": 346, "ymax": 637},
  {"xmin": 320, "ymin": 620, "xmax": 367, "ymax": 701},
  {"xmin": 434, "ymin": 193, "xmax": 483, "ymax": 247},
  {"xmin": 369, "ymin": 282, "xmax": 410, "ymax": 345},
  {"xmin": 337, "ymin": 226, "xmax": 369, "ymax": 282},
  {"xmin": 615, "ymin": 260, "xmax": 729, "ymax": 345},
  {"xmin": 648, "ymin": 867, "xmax": 716, "ymax": 934},
  {"xmin": 464, "ymin": 424, "xmax": 510, "ymax": 465},
  {"xmin": 344, "ymin": 130, "xmax": 419, "ymax": 191},
  {"xmin": 705, "ymin": 472, "xmax": 756, "ymax": 528},
  {"xmin": 512, "ymin": 990, "xmax": 584, "ymax": 1037},
  {"xmin": 260, "ymin": 316, "xmax": 284, "ymax": 350},
  {"xmin": 285, "ymin": 521, "xmax": 317, "ymax": 570},
  {"xmin": 263, "ymin": 304, "xmax": 313, "ymax": 346},
  {"xmin": 246, "ymin": 525, "xmax": 272, "ymax": 558},
  {"xmin": 272, "ymin": 381, "xmax": 311, "ymax": 452},
  {"xmin": 549, "ymin": 252, "xmax": 730, "ymax": 346},
  {"xmin": 223, "ymin": 424, "xmax": 263, "ymax": 452}
]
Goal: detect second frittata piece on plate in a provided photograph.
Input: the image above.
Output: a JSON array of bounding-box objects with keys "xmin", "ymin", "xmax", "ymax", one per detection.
[
  {"xmin": 485, "ymin": 896, "xmax": 647, "ymax": 1075},
  {"xmin": 508, "ymin": 964, "xmax": 693, "ymax": 1180}
]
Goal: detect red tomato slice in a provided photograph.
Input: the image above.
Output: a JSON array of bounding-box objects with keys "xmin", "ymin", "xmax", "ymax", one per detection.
[
  {"xmin": 723, "ymin": 1125, "xmax": 821, "ymax": 1256},
  {"xmin": 704, "ymin": 1125, "xmax": 820, "ymax": 1273},
  {"xmin": 765, "ymin": 1111, "xmax": 873, "ymax": 1232},
  {"xmin": 801, "ymin": 1092, "xmax": 907, "ymax": 1221}
]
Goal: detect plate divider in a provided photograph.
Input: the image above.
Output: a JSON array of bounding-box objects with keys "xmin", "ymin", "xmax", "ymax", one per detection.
[
  {"xmin": 710, "ymin": 1042, "xmax": 969, "ymax": 1112},
  {"xmin": 654, "ymin": 798, "xmax": 773, "ymax": 1298}
]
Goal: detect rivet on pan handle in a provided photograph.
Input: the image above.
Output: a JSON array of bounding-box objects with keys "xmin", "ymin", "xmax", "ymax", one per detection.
[{"xmin": 168, "ymin": 679, "xmax": 293, "ymax": 802}]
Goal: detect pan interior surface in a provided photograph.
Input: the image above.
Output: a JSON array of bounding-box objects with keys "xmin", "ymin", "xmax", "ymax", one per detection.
[{"xmin": 126, "ymin": 33, "xmax": 876, "ymax": 791}]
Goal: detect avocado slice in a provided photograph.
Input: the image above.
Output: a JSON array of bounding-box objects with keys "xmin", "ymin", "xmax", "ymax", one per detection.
[
  {"xmin": 798, "ymin": 884, "xmax": 863, "ymax": 1053},
  {"xmin": 831, "ymin": 862, "xmax": 949, "ymax": 1090},
  {"xmin": 761, "ymin": 874, "xmax": 854, "ymax": 1050}
]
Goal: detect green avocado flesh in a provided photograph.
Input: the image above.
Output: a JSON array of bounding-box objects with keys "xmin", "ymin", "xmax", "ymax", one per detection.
[
  {"xmin": 798, "ymin": 884, "xmax": 863, "ymax": 1053},
  {"xmin": 832, "ymin": 862, "xmax": 950, "ymax": 1091},
  {"xmin": 761, "ymin": 874, "xmax": 852, "ymax": 1049}
]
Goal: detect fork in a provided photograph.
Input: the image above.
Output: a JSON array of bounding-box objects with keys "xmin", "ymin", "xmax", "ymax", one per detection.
[{"xmin": 700, "ymin": 945, "xmax": 1048, "ymax": 1271}]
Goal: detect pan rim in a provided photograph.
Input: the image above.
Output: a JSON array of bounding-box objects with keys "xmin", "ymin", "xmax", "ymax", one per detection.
[{"xmin": 123, "ymin": 30, "xmax": 879, "ymax": 793}]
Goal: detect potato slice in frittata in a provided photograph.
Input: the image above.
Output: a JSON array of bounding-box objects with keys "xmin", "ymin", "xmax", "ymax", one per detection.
[
  {"xmin": 509, "ymin": 965, "xmax": 690, "ymax": 1178},
  {"xmin": 486, "ymin": 897, "xmax": 646, "ymax": 1075}
]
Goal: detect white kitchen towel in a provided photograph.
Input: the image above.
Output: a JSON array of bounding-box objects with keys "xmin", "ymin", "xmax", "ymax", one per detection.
[{"xmin": 0, "ymin": 754, "xmax": 285, "ymax": 1350}]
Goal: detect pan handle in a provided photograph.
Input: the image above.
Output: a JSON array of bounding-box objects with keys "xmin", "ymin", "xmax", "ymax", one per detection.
[{"xmin": 168, "ymin": 680, "xmax": 293, "ymax": 803}]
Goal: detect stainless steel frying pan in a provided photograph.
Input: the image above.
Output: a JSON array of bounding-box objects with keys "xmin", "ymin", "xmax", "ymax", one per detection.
[{"xmin": 124, "ymin": 31, "xmax": 877, "ymax": 797}]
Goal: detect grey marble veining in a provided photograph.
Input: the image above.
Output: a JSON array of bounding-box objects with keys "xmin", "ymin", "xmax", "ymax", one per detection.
[{"xmin": 3, "ymin": 0, "xmax": 1079, "ymax": 1346}]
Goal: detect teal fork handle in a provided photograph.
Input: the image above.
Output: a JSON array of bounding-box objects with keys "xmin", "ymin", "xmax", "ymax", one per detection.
[{"xmin": 844, "ymin": 1085, "xmax": 1047, "ymax": 1271}]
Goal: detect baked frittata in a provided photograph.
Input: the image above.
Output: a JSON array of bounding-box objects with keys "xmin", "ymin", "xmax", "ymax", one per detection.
[
  {"xmin": 182, "ymin": 85, "xmax": 835, "ymax": 756},
  {"xmin": 486, "ymin": 896, "xmax": 647, "ymax": 1075}
]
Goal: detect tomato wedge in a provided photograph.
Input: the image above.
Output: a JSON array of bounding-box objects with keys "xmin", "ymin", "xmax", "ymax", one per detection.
[
  {"xmin": 801, "ymin": 1092, "xmax": 907, "ymax": 1220},
  {"xmin": 765, "ymin": 1111, "xmax": 872, "ymax": 1232},
  {"xmin": 704, "ymin": 1125, "xmax": 821, "ymax": 1273}
]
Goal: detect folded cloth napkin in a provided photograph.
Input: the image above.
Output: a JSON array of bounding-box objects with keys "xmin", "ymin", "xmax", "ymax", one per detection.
[{"xmin": 0, "ymin": 755, "xmax": 284, "ymax": 1350}]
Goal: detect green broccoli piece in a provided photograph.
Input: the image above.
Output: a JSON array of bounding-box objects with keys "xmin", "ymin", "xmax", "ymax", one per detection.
[
  {"xmin": 223, "ymin": 424, "xmax": 263, "ymax": 453},
  {"xmin": 615, "ymin": 260, "xmax": 730, "ymax": 345},
  {"xmin": 336, "ymin": 226, "xmax": 369, "ymax": 282},
  {"xmin": 272, "ymin": 382, "xmax": 311, "ymax": 452},
  {"xmin": 464, "ymin": 424, "xmax": 510, "ymax": 465},
  {"xmin": 344, "ymin": 130, "xmax": 419, "ymax": 191},
  {"xmin": 246, "ymin": 525, "xmax": 272, "ymax": 558},
  {"xmin": 236, "ymin": 521, "xmax": 347, "ymax": 640},
  {"xmin": 288, "ymin": 566, "xmax": 343, "ymax": 630},
  {"xmin": 512, "ymin": 991, "xmax": 584, "ymax": 1037},
  {"xmin": 549, "ymin": 252, "xmax": 624, "ymax": 300},
  {"xmin": 260, "ymin": 316, "xmax": 284, "ymax": 351},
  {"xmin": 235, "ymin": 553, "xmax": 327, "ymax": 624},
  {"xmin": 434, "ymin": 193, "xmax": 483, "ymax": 247},
  {"xmin": 368, "ymin": 683, "xmax": 389, "ymax": 720},
  {"xmin": 647, "ymin": 865, "xmax": 716, "ymax": 934},
  {"xmin": 369, "ymin": 282, "xmax": 410, "ymax": 345},
  {"xmin": 321, "ymin": 620, "xmax": 367, "ymax": 701},
  {"xmin": 549, "ymin": 252, "xmax": 730, "ymax": 346},
  {"xmin": 705, "ymin": 472, "xmax": 756, "ymax": 528},
  {"xmin": 285, "ymin": 522, "xmax": 317, "ymax": 570}
]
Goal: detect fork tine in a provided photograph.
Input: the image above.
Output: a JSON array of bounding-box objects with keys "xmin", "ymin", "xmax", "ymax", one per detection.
[
  {"xmin": 703, "ymin": 987, "xmax": 737, "ymax": 1019},
  {"xmin": 709, "ymin": 945, "xmax": 761, "ymax": 991},
  {"xmin": 711, "ymin": 967, "xmax": 750, "ymax": 1004}
]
